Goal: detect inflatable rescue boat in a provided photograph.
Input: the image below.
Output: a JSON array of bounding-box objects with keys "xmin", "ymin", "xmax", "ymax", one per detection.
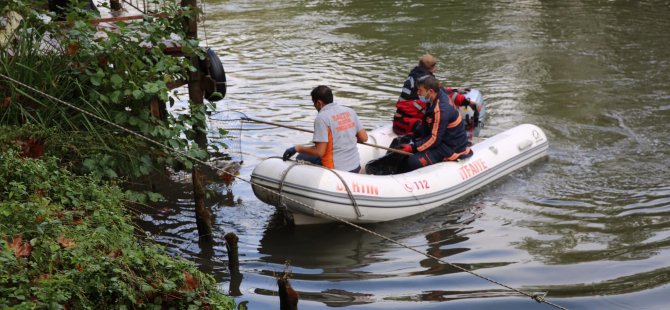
[
  {"xmin": 251, "ymin": 89, "xmax": 546, "ymax": 224},
  {"xmin": 251, "ymin": 123, "xmax": 548, "ymax": 225}
]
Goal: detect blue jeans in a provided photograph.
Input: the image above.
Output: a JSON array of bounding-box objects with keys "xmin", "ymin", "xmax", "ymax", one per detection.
[
  {"xmin": 296, "ymin": 154, "xmax": 322, "ymax": 165},
  {"xmin": 296, "ymin": 154, "xmax": 360, "ymax": 173}
]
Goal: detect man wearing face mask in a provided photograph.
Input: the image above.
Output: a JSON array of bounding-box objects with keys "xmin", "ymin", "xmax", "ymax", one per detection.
[
  {"xmin": 396, "ymin": 76, "xmax": 473, "ymax": 171},
  {"xmin": 282, "ymin": 85, "xmax": 368, "ymax": 173}
]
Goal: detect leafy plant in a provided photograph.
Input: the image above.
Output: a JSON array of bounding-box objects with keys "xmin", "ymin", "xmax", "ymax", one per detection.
[
  {"xmin": 0, "ymin": 0, "xmax": 225, "ymax": 180},
  {"xmin": 0, "ymin": 149, "xmax": 235, "ymax": 309}
]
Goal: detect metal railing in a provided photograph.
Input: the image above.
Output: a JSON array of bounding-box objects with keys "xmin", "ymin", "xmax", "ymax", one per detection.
[{"xmin": 121, "ymin": 0, "xmax": 178, "ymax": 15}]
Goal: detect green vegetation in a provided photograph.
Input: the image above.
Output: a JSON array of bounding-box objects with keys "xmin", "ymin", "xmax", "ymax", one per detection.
[
  {"xmin": 1, "ymin": 1, "xmax": 235, "ymax": 308},
  {"xmin": 0, "ymin": 148, "xmax": 235, "ymax": 308},
  {"xmin": 1, "ymin": 0, "xmax": 225, "ymax": 179}
]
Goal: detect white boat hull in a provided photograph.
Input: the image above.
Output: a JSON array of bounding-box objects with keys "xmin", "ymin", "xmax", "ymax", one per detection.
[{"xmin": 251, "ymin": 123, "xmax": 548, "ymax": 225}]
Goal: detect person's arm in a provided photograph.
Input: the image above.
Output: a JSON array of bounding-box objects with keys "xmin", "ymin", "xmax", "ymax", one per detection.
[
  {"xmin": 414, "ymin": 101, "xmax": 445, "ymax": 152},
  {"xmin": 443, "ymin": 87, "xmax": 467, "ymax": 107},
  {"xmin": 296, "ymin": 116, "xmax": 329, "ymax": 157},
  {"xmin": 399, "ymin": 76, "xmax": 414, "ymax": 100},
  {"xmin": 453, "ymin": 93, "xmax": 469, "ymax": 107},
  {"xmin": 351, "ymin": 111, "xmax": 368, "ymax": 143},
  {"xmin": 356, "ymin": 129, "xmax": 368, "ymax": 143},
  {"xmin": 295, "ymin": 142, "xmax": 327, "ymax": 157}
]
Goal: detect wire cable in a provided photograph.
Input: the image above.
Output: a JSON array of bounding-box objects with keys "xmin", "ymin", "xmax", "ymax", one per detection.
[{"xmin": 0, "ymin": 73, "xmax": 567, "ymax": 309}]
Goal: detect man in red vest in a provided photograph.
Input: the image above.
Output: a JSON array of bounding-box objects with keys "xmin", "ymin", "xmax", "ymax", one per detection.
[{"xmin": 392, "ymin": 54, "xmax": 437, "ymax": 135}]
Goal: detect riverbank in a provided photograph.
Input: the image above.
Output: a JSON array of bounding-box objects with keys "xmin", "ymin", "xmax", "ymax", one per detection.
[
  {"xmin": 0, "ymin": 145, "xmax": 234, "ymax": 308},
  {"xmin": 1, "ymin": 1, "xmax": 236, "ymax": 308}
]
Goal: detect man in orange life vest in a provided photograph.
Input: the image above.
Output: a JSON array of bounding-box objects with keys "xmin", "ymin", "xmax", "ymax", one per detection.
[
  {"xmin": 393, "ymin": 54, "xmax": 481, "ymax": 138},
  {"xmin": 282, "ymin": 85, "xmax": 368, "ymax": 173},
  {"xmin": 396, "ymin": 76, "xmax": 473, "ymax": 171}
]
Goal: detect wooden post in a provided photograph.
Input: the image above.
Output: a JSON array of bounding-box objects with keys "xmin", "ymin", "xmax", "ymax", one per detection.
[
  {"xmin": 182, "ymin": 0, "xmax": 213, "ymax": 242},
  {"xmin": 192, "ymin": 166, "xmax": 213, "ymax": 241},
  {"xmin": 149, "ymin": 97, "xmax": 167, "ymax": 121},
  {"xmin": 225, "ymin": 232, "xmax": 243, "ymax": 296},
  {"xmin": 229, "ymin": 271, "xmax": 243, "ymax": 297},
  {"xmin": 278, "ymin": 275, "xmax": 299, "ymax": 310},
  {"xmin": 224, "ymin": 232, "xmax": 240, "ymax": 272},
  {"xmin": 110, "ymin": 0, "xmax": 122, "ymax": 11}
]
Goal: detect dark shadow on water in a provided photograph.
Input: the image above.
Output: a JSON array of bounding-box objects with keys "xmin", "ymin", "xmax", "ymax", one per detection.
[
  {"xmin": 258, "ymin": 211, "xmax": 390, "ymax": 271},
  {"xmin": 252, "ymin": 205, "xmax": 495, "ymax": 306},
  {"xmin": 258, "ymin": 204, "xmax": 484, "ymax": 272}
]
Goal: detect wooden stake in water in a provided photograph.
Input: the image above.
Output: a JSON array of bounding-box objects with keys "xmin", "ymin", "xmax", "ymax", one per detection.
[
  {"xmin": 224, "ymin": 232, "xmax": 240, "ymax": 272},
  {"xmin": 183, "ymin": 0, "xmax": 214, "ymax": 242},
  {"xmin": 278, "ymin": 274, "xmax": 299, "ymax": 310},
  {"xmin": 225, "ymin": 232, "xmax": 243, "ymax": 296}
]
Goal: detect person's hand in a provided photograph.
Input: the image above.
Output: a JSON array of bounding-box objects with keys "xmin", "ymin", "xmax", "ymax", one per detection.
[
  {"xmin": 411, "ymin": 120, "xmax": 422, "ymax": 133},
  {"xmin": 397, "ymin": 144, "xmax": 413, "ymax": 154},
  {"xmin": 462, "ymin": 98, "xmax": 473, "ymax": 108},
  {"xmin": 282, "ymin": 146, "xmax": 297, "ymax": 161}
]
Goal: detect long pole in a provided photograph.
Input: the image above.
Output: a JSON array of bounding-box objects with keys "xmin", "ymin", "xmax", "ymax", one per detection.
[
  {"xmin": 184, "ymin": 0, "xmax": 213, "ymax": 242},
  {"xmin": 242, "ymin": 117, "xmax": 412, "ymax": 156}
]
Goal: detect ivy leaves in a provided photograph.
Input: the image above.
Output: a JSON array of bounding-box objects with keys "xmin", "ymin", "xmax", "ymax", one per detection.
[{"xmin": 1, "ymin": 2, "xmax": 216, "ymax": 180}]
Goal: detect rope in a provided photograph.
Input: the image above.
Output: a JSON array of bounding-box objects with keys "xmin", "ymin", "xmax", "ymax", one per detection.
[
  {"xmin": 266, "ymin": 166, "xmax": 564, "ymax": 309},
  {"xmin": 323, "ymin": 166, "xmax": 362, "ymax": 218},
  {"xmin": 277, "ymin": 161, "xmax": 299, "ymax": 212},
  {"xmin": 199, "ymin": 0, "xmax": 210, "ymax": 47},
  {"xmin": 0, "ymin": 73, "xmax": 567, "ymax": 310},
  {"xmin": 277, "ymin": 160, "xmax": 362, "ymax": 218}
]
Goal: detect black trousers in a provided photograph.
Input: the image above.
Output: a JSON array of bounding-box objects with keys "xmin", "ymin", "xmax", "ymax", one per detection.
[{"xmin": 406, "ymin": 147, "xmax": 473, "ymax": 171}]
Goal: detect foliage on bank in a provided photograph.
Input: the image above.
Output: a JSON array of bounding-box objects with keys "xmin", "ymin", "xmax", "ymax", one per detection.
[
  {"xmin": 1, "ymin": 3, "xmax": 235, "ymax": 308},
  {"xmin": 0, "ymin": 0, "xmax": 224, "ymax": 180},
  {"xmin": 0, "ymin": 148, "xmax": 235, "ymax": 309}
]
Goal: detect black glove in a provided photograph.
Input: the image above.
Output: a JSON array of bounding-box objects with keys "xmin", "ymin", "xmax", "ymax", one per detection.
[
  {"xmin": 282, "ymin": 146, "xmax": 297, "ymax": 161},
  {"xmin": 411, "ymin": 119, "xmax": 423, "ymax": 132},
  {"xmin": 462, "ymin": 98, "xmax": 472, "ymax": 108}
]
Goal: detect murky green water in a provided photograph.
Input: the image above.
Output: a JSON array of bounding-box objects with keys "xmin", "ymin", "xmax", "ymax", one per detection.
[{"xmin": 139, "ymin": 1, "xmax": 670, "ymax": 309}]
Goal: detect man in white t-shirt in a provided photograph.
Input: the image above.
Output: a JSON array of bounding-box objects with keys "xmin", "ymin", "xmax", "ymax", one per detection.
[{"xmin": 282, "ymin": 85, "xmax": 368, "ymax": 173}]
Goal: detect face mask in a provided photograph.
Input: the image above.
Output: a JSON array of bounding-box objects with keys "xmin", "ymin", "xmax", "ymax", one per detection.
[{"xmin": 419, "ymin": 89, "xmax": 432, "ymax": 103}]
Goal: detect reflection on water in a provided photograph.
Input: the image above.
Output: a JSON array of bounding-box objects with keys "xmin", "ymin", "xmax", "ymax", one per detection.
[
  {"xmin": 252, "ymin": 206, "xmax": 496, "ymax": 306},
  {"xmin": 258, "ymin": 212, "xmax": 390, "ymax": 272},
  {"xmin": 135, "ymin": 0, "xmax": 670, "ymax": 309}
]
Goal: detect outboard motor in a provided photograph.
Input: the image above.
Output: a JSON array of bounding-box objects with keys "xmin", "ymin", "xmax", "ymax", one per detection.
[{"xmin": 457, "ymin": 88, "xmax": 486, "ymax": 139}]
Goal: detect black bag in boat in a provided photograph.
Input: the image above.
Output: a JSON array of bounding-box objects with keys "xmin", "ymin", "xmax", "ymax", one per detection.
[{"xmin": 365, "ymin": 135, "xmax": 412, "ymax": 175}]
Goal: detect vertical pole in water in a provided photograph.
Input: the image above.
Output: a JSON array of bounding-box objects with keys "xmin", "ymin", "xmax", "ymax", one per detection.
[
  {"xmin": 224, "ymin": 232, "xmax": 240, "ymax": 271},
  {"xmin": 278, "ymin": 275, "xmax": 299, "ymax": 310},
  {"xmin": 183, "ymin": 0, "xmax": 213, "ymax": 242},
  {"xmin": 225, "ymin": 232, "xmax": 243, "ymax": 296}
]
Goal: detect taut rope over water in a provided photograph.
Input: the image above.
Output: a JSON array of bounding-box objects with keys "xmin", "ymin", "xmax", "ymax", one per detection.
[
  {"xmin": 241, "ymin": 116, "xmax": 412, "ymax": 156},
  {"xmin": 0, "ymin": 73, "xmax": 567, "ymax": 310}
]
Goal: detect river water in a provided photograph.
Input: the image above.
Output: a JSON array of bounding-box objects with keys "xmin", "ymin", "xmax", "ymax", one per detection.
[{"xmin": 138, "ymin": 1, "xmax": 670, "ymax": 309}]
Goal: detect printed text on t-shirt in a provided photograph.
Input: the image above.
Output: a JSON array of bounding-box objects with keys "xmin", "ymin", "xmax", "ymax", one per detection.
[{"xmin": 332, "ymin": 112, "xmax": 355, "ymax": 132}]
